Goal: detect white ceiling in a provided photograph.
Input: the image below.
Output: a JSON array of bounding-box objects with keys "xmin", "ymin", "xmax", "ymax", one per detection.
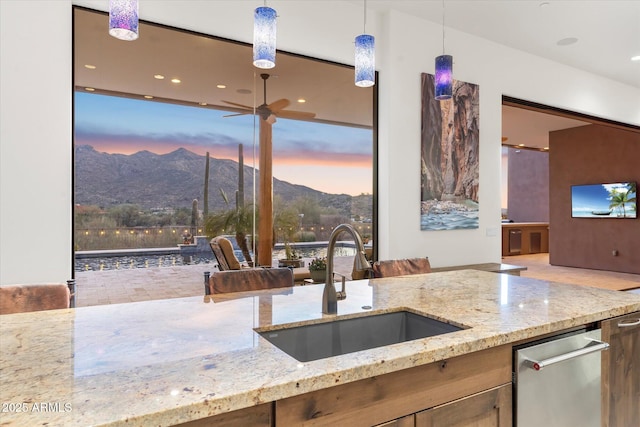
[
  {"xmin": 502, "ymin": 105, "xmax": 588, "ymax": 149},
  {"xmin": 74, "ymin": 8, "xmax": 375, "ymax": 129},
  {"xmin": 75, "ymin": 1, "xmax": 639, "ymax": 150},
  {"xmin": 366, "ymin": 0, "xmax": 640, "ymax": 89}
]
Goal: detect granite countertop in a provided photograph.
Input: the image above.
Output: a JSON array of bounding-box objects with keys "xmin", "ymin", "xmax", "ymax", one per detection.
[
  {"xmin": 1, "ymin": 270, "xmax": 639, "ymax": 426},
  {"xmin": 501, "ymin": 222, "xmax": 549, "ymax": 227}
]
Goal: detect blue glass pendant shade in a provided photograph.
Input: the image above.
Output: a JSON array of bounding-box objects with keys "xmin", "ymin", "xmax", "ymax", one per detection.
[
  {"xmin": 253, "ymin": 7, "xmax": 277, "ymax": 69},
  {"xmin": 109, "ymin": 0, "xmax": 139, "ymax": 41},
  {"xmin": 355, "ymin": 34, "xmax": 375, "ymax": 87},
  {"xmin": 435, "ymin": 54, "xmax": 453, "ymax": 100}
]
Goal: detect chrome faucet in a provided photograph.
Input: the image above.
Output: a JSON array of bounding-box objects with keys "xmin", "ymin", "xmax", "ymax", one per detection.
[{"xmin": 323, "ymin": 224, "xmax": 371, "ymax": 314}]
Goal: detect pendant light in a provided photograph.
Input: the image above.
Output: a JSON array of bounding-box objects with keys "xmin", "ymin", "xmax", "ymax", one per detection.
[
  {"xmin": 355, "ymin": 0, "xmax": 375, "ymax": 87},
  {"xmin": 253, "ymin": 3, "xmax": 277, "ymax": 69},
  {"xmin": 435, "ymin": 0, "xmax": 452, "ymax": 100},
  {"xmin": 108, "ymin": 0, "xmax": 139, "ymax": 41}
]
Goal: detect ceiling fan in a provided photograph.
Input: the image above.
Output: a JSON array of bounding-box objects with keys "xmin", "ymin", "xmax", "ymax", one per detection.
[
  {"xmin": 222, "ymin": 73, "xmax": 316, "ymax": 123},
  {"xmin": 220, "ymin": 73, "xmax": 316, "ymax": 268}
]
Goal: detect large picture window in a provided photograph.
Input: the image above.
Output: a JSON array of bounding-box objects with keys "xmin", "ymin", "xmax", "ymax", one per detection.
[{"xmin": 73, "ymin": 7, "xmax": 376, "ymax": 277}]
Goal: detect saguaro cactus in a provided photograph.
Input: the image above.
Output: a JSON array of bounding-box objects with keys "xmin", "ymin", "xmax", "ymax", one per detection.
[{"xmin": 190, "ymin": 198, "xmax": 198, "ymax": 239}]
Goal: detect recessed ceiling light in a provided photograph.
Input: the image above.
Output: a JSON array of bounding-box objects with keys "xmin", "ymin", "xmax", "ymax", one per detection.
[
  {"xmin": 539, "ymin": 2, "xmax": 550, "ymax": 7},
  {"xmin": 543, "ymin": 147, "xmax": 549, "ymax": 150},
  {"xmin": 171, "ymin": 78, "xmax": 181, "ymax": 84},
  {"xmin": 154, "ymin": 74, "xmax": 165, "ymax": 80},
  {"xmin": 84, "ymin": 64, "xmax": 96, "ymax": 69},
  {"xmin": 237, "ymin": 88, "xmax": 252, "ymax": 94},
  {"xmin": 144, "ymin": 95, "xmax": 154, "ymax": 99},
  {"xmin": 85, "ymin": 87, "xmax": 95, "ymax": 92},
  {"xmin": 216, "ymin": 84, "xmax": 226, "ymax": 89},
  {"xmin": 199, "ymin": 102, "xmax": 208, "ymax": 106},
  {"xmin": 557, "ymin": 37, "xmax": 578, "ymax": 46},
  {"xmin": 631, "ymin": 55, "xmax": 640, "ymax": 62},
  {"xmin": 297, "ymin": 98, "xmax": 306, "ymax": 103},
  {"xmin": 518, "ymin": 144, "xmax": 525, "ymax": 147}
]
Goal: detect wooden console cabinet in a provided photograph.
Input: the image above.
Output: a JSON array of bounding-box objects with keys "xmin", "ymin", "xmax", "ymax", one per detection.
[{"xmin": 501, "ymin": 223, "xmax": 549, "ymax": 256}]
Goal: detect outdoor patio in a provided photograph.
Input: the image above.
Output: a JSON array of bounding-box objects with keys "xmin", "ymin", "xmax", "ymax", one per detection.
[{"xmin": 74, "ymin": 256, "xmax": 358, "ymax": 307}]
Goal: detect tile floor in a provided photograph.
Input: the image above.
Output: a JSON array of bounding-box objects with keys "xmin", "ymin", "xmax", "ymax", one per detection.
[{"xmin": 509, "ymin": 253, "xmax": 640, "ymax": 292}]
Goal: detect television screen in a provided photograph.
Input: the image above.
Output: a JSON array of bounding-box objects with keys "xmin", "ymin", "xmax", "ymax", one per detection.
[{"xmin": 571, "ymin": 182, "xmax": 637, "ymax": 218}]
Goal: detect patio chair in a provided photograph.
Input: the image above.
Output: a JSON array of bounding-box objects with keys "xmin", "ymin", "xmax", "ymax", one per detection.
[
  {"xmin": 371, "ymin": 257, "xmax": 432, "ymax": 278},
  {"xmin": 207, "ymin": 267, "xmax": 294, "ymax": 294},
  {"xmin": 0, "ymin": 283, "xmax": 71, "ymax": 315},
  {"xmin": 210, "ymin": 236, "xmax": 247, "ymax": 270}
]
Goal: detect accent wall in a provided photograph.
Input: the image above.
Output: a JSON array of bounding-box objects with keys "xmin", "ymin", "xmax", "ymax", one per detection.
[{"xmin": 549, "ymin": 124, "xmax": 640, "ymax": 274}]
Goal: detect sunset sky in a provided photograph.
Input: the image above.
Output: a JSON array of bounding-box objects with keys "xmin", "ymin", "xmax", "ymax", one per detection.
[{"xmin": 74, "ymin": 92, "xmax": 373, "ymax": 196}]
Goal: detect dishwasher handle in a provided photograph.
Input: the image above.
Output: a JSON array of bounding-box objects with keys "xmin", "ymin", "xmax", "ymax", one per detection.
[{"xmin": 524, "ymin": 338, "xmax": 609, "ymax": 371}]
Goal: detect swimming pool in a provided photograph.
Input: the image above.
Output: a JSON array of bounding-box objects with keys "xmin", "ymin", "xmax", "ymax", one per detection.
[{"xmin": 74, "ymin": 244, "xmax": 356, "ymax": 272}]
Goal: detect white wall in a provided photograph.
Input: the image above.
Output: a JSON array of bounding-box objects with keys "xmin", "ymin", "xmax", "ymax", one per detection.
[
  {"xmin": 2, "ymin": 1, "xmax": 639, "ymax": 284},
  {"xmin": 1, "ymin": 1, "xmax": 72, "ymax": 285}
]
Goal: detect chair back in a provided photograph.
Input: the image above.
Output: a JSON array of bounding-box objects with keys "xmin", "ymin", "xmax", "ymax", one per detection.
[
  {"xmin": 210, "ymin": 236, "xmax": 242, "ymax": 270},
  {"xmin": 208, "ymin": 267, "xmax": 294, "ymax": 294},
  {"xmin": 0, "ymin": 284, "xmax": 71, "ymax": 315},
  {"xmin": 372, "ymin": 257, "xmax": 432, "ymax": 278}
]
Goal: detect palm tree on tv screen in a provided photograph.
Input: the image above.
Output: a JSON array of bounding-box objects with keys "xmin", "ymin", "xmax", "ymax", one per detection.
[{"xmin": 608, "ymin": 183, "xmax": 636, "ymax": 217}]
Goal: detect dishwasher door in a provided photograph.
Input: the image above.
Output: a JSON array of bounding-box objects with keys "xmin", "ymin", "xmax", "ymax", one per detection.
[{"xmin": 514, "ymin": 329, "xmax": 609, "ymax": 427}]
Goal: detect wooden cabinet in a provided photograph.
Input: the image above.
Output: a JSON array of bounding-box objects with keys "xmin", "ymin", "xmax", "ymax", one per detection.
[
  {"xmin": 501, "ymin": 223, "xmax": 549, "ymax": 256},
  {"xmin": 601, "ymin": 311, "xmax": 640, "ymax": 427},
  {"xmin": 416, "ymin": 385, "xmax": 511, "ymax": 427},
  {"xmin": 276, "ymin": 345, "xmax": 511, "ymax": 426}
]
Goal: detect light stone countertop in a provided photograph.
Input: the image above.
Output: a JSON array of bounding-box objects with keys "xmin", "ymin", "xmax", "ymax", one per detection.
[{"xmin": 1, "ymin": 270, "xmax": 639, "ymax": 426}]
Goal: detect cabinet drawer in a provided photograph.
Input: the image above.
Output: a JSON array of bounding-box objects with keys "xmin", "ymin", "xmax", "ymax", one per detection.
[{"xmin": 416, "ymin": 384, "xmax": 512, "ymax": 427}]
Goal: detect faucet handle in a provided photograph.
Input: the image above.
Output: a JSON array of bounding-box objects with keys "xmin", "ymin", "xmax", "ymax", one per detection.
[{"xmin": 333, "ymin": 272, "xmax": 347, "ymax": 300}]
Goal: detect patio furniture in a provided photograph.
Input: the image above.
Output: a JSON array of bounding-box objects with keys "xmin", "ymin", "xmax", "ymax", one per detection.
[
  {"xmin": 209, "ymin": 236, "xmax": 247, "ymax": 270},
  {"xmin": 207, "ymin": 267, "xmax": 294, "ymax": 294},
  {"xmin": 371, "ymin": 257, "xmax": 432, "ymax": 278},
  {"xmin": 0, "ymin": 283, "xmax": 71, "ymax": 315}
]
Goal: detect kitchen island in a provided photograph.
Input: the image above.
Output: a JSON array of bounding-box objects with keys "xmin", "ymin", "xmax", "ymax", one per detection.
[{"xmin": 1, "ymin": 270, "xmax": 638, "ymax": 426}]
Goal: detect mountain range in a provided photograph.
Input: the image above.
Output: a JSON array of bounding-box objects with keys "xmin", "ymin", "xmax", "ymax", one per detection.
[{"xmin": 74, "ymin": 145, "xmax": 363, "ymax": 217}]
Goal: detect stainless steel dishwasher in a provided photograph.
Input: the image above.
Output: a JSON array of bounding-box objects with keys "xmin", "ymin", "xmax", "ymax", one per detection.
[{"xmin": 513, "ymin": 328, "xmax": 609, "ymax": 427}]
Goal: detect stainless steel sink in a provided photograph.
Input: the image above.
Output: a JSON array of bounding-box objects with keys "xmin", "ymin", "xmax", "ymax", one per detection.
[{"xmin": 257, "ymin": 310, "xmax": 465, "ymax": 362}]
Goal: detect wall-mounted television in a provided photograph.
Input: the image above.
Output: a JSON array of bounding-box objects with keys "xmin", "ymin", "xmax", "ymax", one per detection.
[{"xmin": 571, "ymin": 182, "xmax": 637, "ymax": 218}]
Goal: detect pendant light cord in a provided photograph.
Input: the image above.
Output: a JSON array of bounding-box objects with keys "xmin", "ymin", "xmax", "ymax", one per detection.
[
  {"xmin": 442, "ymin": 0, "xmax": 446, "ymax": 54},
  {"xmin": 363, "ymin": 0, "xmax": 367, "ymax": 34}
]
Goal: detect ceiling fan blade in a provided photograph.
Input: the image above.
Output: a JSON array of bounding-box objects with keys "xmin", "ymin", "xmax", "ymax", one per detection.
[
  {"xmin": 222, "ymin": 100, "xmax": 254, "ymax": 110},
  {"xmin": 223, "ymin": 112, "xmax": 251, "ymax": 118},
  {"xmin": 276, "ymin": 110, "xmax": 317, "ymax": 120},
  {"xmin": 268, "ymin": 98, "xmax": 290, "ymax": 113}
]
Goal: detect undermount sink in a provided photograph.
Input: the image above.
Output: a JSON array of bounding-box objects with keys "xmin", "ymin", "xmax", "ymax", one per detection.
[{"xmin": 257, "ymin": 310, "xmax": 465, "ymax": 362}]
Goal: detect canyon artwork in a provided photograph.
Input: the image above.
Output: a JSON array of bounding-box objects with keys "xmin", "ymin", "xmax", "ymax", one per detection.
[{"xmin": 420, "ymin": 73, "xmax": 480, "ymax": 231}]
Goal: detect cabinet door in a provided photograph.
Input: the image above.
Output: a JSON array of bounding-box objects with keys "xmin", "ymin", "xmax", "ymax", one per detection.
[
  {"xmin": 415, "ymin": 384, "xmax": 511, "ymax": 427},
  {"xmin": 375, "ymin": 414, "xmax": 415, "ymax": 427},
  {"xmin": 601, "ymin": 312, "xmax": 640, "ymax": 427}
]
